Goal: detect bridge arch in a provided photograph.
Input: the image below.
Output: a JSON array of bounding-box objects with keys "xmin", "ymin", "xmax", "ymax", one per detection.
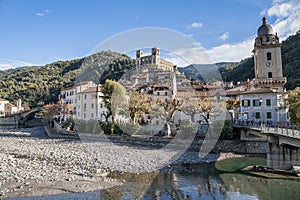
[{"xmin": 19, "ymin": 107, "xmax": 45, "ymax": 124}]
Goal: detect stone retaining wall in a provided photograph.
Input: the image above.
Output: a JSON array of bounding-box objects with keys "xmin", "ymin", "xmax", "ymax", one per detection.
[
  {"xmin": 75, "ymin": 133, "xmax": 268, "ymax": 155},
  {"xmin": 0, "ymin": 116, "xmax": 18, "ymax": 125}
]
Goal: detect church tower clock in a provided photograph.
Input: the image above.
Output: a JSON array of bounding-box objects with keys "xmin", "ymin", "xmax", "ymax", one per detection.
[{"xmin": 253, "ymin": 17, "xmax": 286, "ymax": 92}]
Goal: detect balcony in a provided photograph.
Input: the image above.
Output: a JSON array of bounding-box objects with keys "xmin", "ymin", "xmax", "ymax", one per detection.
[{"xmin": 255, "ymin": 77, "xmax": 287, "ymax": 85}]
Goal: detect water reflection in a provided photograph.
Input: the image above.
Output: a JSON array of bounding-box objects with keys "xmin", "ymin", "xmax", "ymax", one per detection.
[
  {"xmin": 101, "ymin": 162, "xmax": 300, "ymax": 200},
  {"xmin": 10, "ymin": 159, "xmax": 300, "ymax": 200}
]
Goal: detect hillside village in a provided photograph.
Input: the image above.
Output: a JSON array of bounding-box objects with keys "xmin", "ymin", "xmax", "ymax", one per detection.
[
  {"xmin": 59, "ymin": 47, "xmax": 224, "ymax": 132},
  {"xmin": 52, "ymin": 17, "xmax": 291, "ymax": 136},
  {"xmin": 0, "ymin": 17, "xmax": 295, "ymax": 134}
]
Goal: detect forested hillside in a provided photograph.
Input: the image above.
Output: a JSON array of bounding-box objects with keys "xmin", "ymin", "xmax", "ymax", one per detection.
[
  {"xmin": 221, "ymin": 31, "xmax": 300, "ymax": 90},
  {"xmin": 0, "ymin": 51, "xmax": 135, "ymax": 108}
]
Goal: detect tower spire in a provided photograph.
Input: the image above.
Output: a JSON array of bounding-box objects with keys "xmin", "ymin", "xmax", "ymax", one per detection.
[{"xmin": 262, "ymin": 17, "xmax": 266, "ymax": 25}]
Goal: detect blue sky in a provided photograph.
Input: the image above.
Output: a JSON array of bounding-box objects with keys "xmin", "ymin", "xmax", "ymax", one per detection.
[{"xmin": 0, "ymin": 0, "xmax": 299, "ymax": 68}]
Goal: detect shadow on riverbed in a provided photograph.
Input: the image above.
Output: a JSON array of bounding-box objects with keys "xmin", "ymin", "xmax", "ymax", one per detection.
[{"xmin": 0, "ymin": 127, "xmax": 81, "ymax": 143}]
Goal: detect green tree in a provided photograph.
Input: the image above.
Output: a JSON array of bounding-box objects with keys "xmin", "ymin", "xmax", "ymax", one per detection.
[
  {"xmin": 102, "ymin": 79, "xmax": 127, "ymax": 123},
  {"xmin": 286, "ymin": 87, "xmax": 300, "ymax": 125},
  {"xmin": 128, "ymin": 91, "xmax": 151, "ymax": 124}
]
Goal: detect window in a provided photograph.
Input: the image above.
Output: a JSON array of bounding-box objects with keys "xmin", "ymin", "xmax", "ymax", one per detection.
[
  {"xmin": 84, "ymin": 94, "xmax": 87, "ymax": 99},
  {"xmin": 242, "ymin": 99, "xmax": 250, "ymax": 107},
  {"xmin": 100, "ymin": 104, "xmax": 103, "ymax": 108},
  {"xmin": 78, "ymin": 112, "xmax": 80, "ymax": 117},
  {"xmin": 78, "ymin": 95, "xmax": 80, "ymax": 100},
  {"xmin": 253, "ymin": 99, "xmax": 261, "ymax": 107},
  {"xmin": 91, "ymin": 103, "xmax": 94, "ymax": 108},
  {"xmin": 255, "ymin": 112, "xmax": 261, "ymax": 119},
  {"xmin": 91, "ymin": 113, "xmax": 94, "ymax": 119},
  {"xmin": 84, "ymin": 103, "xmax": 86, "ymax": 110},
  {"xmin": 268, "ymin": 72, "xmax": 272, "ymax": 78},
  {"xmin": 267, "ymin": 112, "xmax": 272, "ymax": 119},
  {"xmin": 157, "ymin": 92, "xmax": 160, "ymax": 96},
  {"xmin": 266, "ymin": 99, "xmax": 271, "ymax": 106},
  {"xmin": 84, "ymin": 113, "xmax": 86, "ymax": 119},
  {"xmin": 267, "ymin": 52, "xmax": 272, "ymax": 60},
  {"xmin": 165, "ymin": 92, "xmax": 168, "ymax": 96}
]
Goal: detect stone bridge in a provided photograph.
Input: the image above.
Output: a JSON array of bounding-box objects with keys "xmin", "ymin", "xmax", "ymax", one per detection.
[
  {"xmin": 233, "ymin": 121, "xmax": 300, "ymax": 170},
  {"xmin": 18, "ymin": 107, "xmax": 44, "ymax": 124},
  {"xmin": 0, "ymin": 107, "xmax": 44, "ymax": 125}
]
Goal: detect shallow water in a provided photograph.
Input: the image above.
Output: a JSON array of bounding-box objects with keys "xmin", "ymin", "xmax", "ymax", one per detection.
[{"xmin": 11, "ymin": 157, "xmax": 300, "ymax": 200}]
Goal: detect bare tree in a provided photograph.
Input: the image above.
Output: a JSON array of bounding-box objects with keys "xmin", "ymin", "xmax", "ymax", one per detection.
[
  {"xmin": 181, "ymin": 94, "xmax": 225, "ymax": 125},
  {"xmin": 225, "ymin": 99, "xmax": 240, "ymax": 121},
  {"xmin": 150, "ymin": 97, "xmax": 182, "ymax": 136}
]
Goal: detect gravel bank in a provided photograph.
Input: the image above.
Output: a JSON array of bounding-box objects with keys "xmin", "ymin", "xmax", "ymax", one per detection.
[
  {"xmin": 0, "ymin": 127, "xmax": 119, "ymax": 199},
  {"xmin": 0, "ymin": 127, "xmax": 243, "ymax": 199}
]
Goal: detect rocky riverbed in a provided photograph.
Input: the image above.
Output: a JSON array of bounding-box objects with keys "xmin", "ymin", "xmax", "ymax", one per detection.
[{"xmin": 0, "ymin": 127, "xmax": 243, "ymax": 199}]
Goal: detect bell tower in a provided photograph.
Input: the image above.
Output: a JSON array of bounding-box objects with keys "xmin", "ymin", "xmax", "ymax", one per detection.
[
  {"xmin": 253, "ymin": 17, "xmax": 286, "ymax": 92},
  {"xmin": 151, "ymin": 47, "xmax": 160, "ymax": 65}
]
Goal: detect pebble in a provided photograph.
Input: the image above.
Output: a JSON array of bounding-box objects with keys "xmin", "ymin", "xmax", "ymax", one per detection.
[{"xmin": 0, "ymin": 126, "xmax": 243, "ymax": 198}]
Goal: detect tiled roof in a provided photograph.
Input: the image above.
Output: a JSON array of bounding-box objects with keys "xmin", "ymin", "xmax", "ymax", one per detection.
[
  {"xmin": 78, "ymin": 86, "xmax": 103, "ymax": 94},
  {"xmin": 240, "ymin": 87, "xmax": 276, "ymax": 95}
]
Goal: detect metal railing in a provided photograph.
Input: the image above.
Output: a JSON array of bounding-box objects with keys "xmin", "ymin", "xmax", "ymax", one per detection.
[{"xmin": 233, "ymin": 120, "xmax": 300, "ymax": 139}]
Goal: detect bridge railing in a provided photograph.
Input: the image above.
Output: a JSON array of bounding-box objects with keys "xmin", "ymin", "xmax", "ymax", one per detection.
[
  {"xmin": 261, "ymin": 126, "xmax": 300, "ymax": 139},
  {"xmin": 233, "ymin": 120, "xmax": 263, "ymax": 130},
  {"xmin": 233, "ymin": 120, "xmax": 300, "ymax": 139}
]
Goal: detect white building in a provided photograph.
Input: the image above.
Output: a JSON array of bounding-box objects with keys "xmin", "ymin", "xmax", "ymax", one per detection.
[
  {"xmin": 75, "ymin": 86, "xmax": 108, "ymax": 121},
  {"xmin": 238, "ymin": 88, "xmax": 288, "ymax": 122},
  {"xmin": 0, "ymin": 98, "xmax": 24, "ymax": 116},
  {"xmin": 60, "ymin": 81, "xmax": 97, "ymax": 114}
]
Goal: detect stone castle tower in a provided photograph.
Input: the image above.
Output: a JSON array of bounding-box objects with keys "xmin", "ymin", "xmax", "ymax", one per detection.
[
  {"xmin": 253, "ymin": 17, "xmax": 287, "ymax": 93},
  {"xmin": 135, "ymin": 47, "xmax": 173, "ymax": 71}
]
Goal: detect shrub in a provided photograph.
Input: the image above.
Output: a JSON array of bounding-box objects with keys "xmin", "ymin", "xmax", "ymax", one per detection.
[
  {"xmin": 220, "ymin": 120, "xmax": 237, "ymax": 139},
  {"xmin": 117, "ymin": 123, "xmax": 141, "ymax": 135},
  {"xmin": 99, "ymin": 122, "xmax": 124, "ymax": 135}
]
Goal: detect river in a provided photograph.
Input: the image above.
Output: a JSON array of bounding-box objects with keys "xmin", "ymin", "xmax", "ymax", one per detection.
[{"xmin": 10, "ymin": 157, "xmax": 300, "ymax": 200}]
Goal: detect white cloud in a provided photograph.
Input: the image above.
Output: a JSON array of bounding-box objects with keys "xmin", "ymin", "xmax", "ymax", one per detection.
[
  {"xmin": 206, "ymin": 38, "xmax": 254, "ymax": 63},
  {"xmin": 219, "ymin": 32, "xmax": 229, "ymax": 41},
  {"xmin": 0, "ymin": 58, "xmax": 34, "ymax": 70},
  {"xmin": 165, "ymin": 46, "xmax": 215, "ymax": 67},
  {"xmin": 35, "ymin": 9, "xmax": 51, "ymax": 17},
  {"xmin": 36, "ymin": 12, "xmax": 44, "ymax": 17},
  {"xmin": 189, "ymin": 22, "xmax": 203, "ymax": 29},
  {"xmin": 273, "ymin": 0, "xmax": 284, "ymax": 3},
  {"xmin": 265, "ymin": 0, "xmax": 300, "ymax": 39},
  {"xmin": 268, "ymin": 3, "xmax": 292, "ymax": 18}
]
